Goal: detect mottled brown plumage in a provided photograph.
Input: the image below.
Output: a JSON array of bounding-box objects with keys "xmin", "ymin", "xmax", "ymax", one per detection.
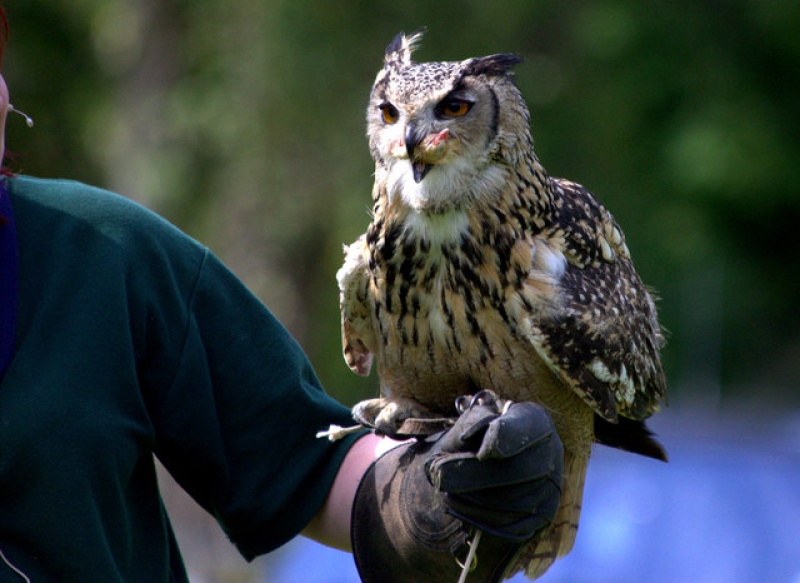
[{"xmin": 338, "ymin": 31, "xmax": 667, "ymax": 579}]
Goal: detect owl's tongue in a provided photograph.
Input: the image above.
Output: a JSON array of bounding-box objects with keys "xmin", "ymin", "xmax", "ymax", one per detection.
[{"xmin": 411, "ymin": 161, "xmax": 432, "ymax": 183}]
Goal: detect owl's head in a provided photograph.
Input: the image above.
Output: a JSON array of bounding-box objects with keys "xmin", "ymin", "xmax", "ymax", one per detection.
[{"xmin": 367, "ymin": 31, "xmax": 531, "ymax": 212}]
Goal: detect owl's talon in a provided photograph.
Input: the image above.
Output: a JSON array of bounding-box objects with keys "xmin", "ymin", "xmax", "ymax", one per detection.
[
  {"xmin": 454, "ymin": 390, "xmax": 511, "ymax": 415},
  {"xmin": 352, "ymin": 398, "xmax": 383, "ymax": 428},
  {"xmin": 454, "ymin": 395, "xmax": 472, "ymax": 414},
  {"xmin": 468, "ymin": 390, "xmax": 494, "ymax": 410}
]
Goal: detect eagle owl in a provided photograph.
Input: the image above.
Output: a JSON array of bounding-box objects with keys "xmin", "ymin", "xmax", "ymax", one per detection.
[{"xmin": 338, "ymin": 31, "xmax": 667, "ymax": 579}]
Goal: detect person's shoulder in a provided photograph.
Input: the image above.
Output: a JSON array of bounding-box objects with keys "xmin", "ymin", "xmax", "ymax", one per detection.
[
  {"xmin": 9, "ymin": 174, "xmax": 109, "ymax": 197},
  {"xmin": 9, "ymin": 174, "xmax": 199, "ymax": 247},
  {"xmin": 10, "ymin": 174, "xmax": 160, "ymax": 223}
]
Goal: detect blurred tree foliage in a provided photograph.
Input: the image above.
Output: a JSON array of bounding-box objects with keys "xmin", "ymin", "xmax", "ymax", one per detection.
[{"xmin": 4, "ymin": 0, "xmax": 799, "ymax": 408}]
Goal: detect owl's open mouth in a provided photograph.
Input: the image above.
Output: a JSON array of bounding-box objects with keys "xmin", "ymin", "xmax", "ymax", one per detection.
[
  {"xmin": 406, "ymin": 128, "xmax": 448, "ymax": 183},
  {"xmin": 411, "ymin": 161, "xmax": 432, "ymax": 183}
]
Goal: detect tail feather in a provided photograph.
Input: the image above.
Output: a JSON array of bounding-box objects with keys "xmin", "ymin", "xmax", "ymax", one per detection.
[{"xmin": 594, "ymin": 415, "xmax": 668, "ymax": 462}]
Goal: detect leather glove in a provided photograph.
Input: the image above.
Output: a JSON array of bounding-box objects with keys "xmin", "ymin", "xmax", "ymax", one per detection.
[{"xmin": 351, "ymin": 391, "xmax": 563, "ymax": 583}]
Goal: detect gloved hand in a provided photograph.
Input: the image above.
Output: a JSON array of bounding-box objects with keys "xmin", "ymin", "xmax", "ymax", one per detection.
[
  {"xmin": 351, "ymin": 391, "xmax": 563, "ymax": 583},
  {"xmin": 426, "ymin": 391, "xmax": 563, "ymax": 541}
]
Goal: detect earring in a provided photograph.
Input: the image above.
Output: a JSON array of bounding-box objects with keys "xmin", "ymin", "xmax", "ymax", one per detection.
[{"xmin": 8, "ymin": 104, "xmax": 33, "ymax": 128}]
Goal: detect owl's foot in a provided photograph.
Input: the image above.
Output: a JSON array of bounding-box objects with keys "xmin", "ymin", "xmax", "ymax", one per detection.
[{"xmin": 352, "ymin": 396, "xmax": 431, "ymax": 438}]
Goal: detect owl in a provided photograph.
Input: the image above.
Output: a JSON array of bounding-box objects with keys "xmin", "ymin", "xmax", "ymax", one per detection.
[{"xmin": 338, "ymin": 31, "xmax": 667, "ymax": 579}]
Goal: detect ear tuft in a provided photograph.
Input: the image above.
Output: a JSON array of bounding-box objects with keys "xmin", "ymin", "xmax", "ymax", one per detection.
[
  {"xmin": 463, "ymin": 53, "xmax": 524, "ymax": 77},
  {"xmin": 384, "ymin": 28, "xmax": 425, "ymax": 68}
]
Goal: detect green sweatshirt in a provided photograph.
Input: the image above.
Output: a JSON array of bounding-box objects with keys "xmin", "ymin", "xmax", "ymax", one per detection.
[{"xmin": 0, "ymin": 175, "xmax": 361, "ymax": 582}]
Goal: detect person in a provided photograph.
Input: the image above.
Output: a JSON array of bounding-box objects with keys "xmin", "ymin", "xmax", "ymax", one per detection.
[{"xmin": 0, "ymin": 7, "xmax": 563, "ymax": 583}]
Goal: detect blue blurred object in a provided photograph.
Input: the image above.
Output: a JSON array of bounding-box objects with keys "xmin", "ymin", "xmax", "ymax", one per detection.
[{"xmin": 263, "ymin": 408, "xmax": 800, "ymax": 583}]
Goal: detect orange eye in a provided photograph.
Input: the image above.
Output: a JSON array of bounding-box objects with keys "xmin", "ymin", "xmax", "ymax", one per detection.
[
  {"xmin": 379, "ymin": 102, "xmax": 399, "ymax": 124},
  {"xmin": 437, "ymin": 98, "xmax": 472, "ymax": 118}
]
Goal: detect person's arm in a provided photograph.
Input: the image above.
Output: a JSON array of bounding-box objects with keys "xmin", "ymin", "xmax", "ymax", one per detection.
[
  {"xmin": 303, "ymin": 432, "xmax": 410, "ymax": 550},
  {"xmin": 302, "ymin": 432, "xmax": 380, "ymax": 550}
]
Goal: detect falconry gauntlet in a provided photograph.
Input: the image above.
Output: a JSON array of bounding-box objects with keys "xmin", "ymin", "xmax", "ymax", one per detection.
[{"xmin": 351, "ymin": 392, "xmax": 563, "ymax": 582}]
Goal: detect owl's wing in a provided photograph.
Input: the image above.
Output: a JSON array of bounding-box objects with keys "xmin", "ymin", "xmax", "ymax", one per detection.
[
  {"xmin": 337, "ymin": 235, "xmax": 375, "ymax": 376},
  {"xmin": 528, "ymin": 179, "xmax": 666, "ymax": 424}
]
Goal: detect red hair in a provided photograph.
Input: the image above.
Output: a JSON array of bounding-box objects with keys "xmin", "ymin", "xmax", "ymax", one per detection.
[{"xmin": 0, "ymin": 4, "xmax": 7, "ymax": 70}]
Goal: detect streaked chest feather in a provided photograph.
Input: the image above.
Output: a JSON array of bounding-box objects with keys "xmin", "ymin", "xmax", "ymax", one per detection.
[{"xmin": 365, "ymin": 208, "xmax": 565, "ymax": 401}]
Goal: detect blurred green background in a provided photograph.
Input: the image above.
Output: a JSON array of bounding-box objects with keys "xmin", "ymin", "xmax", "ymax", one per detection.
[
  {"xmin": 4, "ymin": 1, "xmax": 799, "ymax": 581},
  {"xmin": 5, "ymin": 0, "xmax": 799, "ymax": 412}
]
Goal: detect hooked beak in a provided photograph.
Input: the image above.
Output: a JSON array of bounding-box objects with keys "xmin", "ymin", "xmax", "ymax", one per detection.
[{"xmin": 405, "ymin": 124, "xmax": 432, "ymax": 183}]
